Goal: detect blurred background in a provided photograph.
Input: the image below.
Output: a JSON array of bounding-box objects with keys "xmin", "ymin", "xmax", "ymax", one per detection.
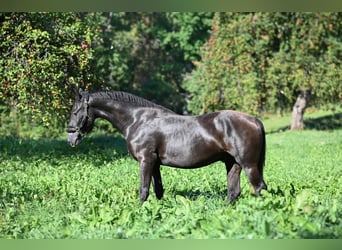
[{"xmin": 0, "ymin": 12, "xmax": 341, "ymax": 138}]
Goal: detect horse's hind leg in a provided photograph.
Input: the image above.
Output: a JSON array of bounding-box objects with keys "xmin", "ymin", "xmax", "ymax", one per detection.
[
  {"xmin": 244, "ymin": 164, "xmax": 267, "ymax": 196},
  {"xmin": 152, "ymin": 164, "xmax": 164, "ymax": 200},
  {"xmin": 225, "ymin": 161, "xmax": 242, "ymax": 202}
]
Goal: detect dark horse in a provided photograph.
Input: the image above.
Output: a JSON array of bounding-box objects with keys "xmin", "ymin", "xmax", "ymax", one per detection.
[{"xmin": 67, "ymin": 89, "xmax": 267, "ymax": 204}]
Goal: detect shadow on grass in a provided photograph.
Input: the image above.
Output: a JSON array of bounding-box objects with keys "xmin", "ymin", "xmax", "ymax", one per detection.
[
  {"xmin": 0, "ymin": 133, "xmax": 128, "ymax": 162},
  {"xmin": 299, "ymin": 230, "xmax": 341, "ymax": 239},
  {"xmin": 268, "ymin": 112, "xmax": 342, "ymax": 134},
  {"xmin": 304, "ymin": 112, "xmax": 342, "ymax": 130},
  {"xmin": 173, "ymin": 189, "xmax": 227, "ymax": 201}
]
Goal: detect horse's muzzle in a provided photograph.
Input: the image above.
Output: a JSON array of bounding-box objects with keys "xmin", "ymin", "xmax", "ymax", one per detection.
[{"xmin": 67, "ymin": 132, "xmax": 82, "ymax": 147}]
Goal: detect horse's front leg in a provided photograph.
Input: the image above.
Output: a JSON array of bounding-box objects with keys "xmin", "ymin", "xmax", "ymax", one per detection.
[{"xmin": 138, "ymin": 151, "xmax": 158, "ymax": 204}]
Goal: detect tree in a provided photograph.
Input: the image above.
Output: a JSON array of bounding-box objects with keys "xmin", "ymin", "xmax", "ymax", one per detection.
[
  {"xmin": 184, "ymin": 13, "xmax": 342, "ymax": 129},
  {"xmin": 0, "ymin": 13, "xmax": 101, "ymax": 130},
  {"xmin": 266, "ymin": 13, "xmax": 342, "ymax": 129},
  {"xmin": 93, "ymin": 12, "xmax": 213, "ymax": 113}
]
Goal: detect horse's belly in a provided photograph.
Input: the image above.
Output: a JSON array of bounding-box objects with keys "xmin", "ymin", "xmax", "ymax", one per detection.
[{"xmin": 159, "ymin": 144, "xmax": 226, "ymax": 168}]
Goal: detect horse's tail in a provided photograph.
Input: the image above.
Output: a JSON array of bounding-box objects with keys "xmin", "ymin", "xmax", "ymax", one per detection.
[{"xmin": 257, "ymin": 118, "xmax": 267, "ymax": 189}]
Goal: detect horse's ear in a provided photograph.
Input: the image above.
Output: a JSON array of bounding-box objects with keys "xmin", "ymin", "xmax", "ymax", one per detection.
[
  {"xmin": 74, "ymin": 87, "xmax": 82, "ymax": 101},
  {"xmin": 79, "ymin": 88, "xmax": 89, "ymax": 102}
]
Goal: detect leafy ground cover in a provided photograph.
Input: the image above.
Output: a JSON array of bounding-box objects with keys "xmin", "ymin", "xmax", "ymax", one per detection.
[{"xmin": 0, "ymin": 116, "xmax": 341, "ymax": 238}]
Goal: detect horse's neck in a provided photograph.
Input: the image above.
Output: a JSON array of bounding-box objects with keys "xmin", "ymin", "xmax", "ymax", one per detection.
[{"xmin": 91, "ymin": 99, "xmax": 134, "ymax": 136}]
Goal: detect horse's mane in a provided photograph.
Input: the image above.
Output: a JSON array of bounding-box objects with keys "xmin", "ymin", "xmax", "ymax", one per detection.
[{"xmin": 89, "ymin": 90, "xmax": 173, "ymax": 112}]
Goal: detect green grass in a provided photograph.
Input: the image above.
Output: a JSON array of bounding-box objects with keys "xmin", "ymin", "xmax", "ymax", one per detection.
[{"xmin": 0, "ymin": 117, "xmax": 341, "ymax": 238}]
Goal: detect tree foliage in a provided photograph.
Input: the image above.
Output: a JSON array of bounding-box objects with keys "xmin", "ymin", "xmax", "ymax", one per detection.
[
  {"xmin": 0, "ymin": 13, "xmax": 101, "ymax": 127},
  {"xmin": 184, "ymin": 12, "xmax": 342, "ymax": 116},
  {"xmin": 93, "ymin": 12, "xmax": 213, "ymax": 112}
]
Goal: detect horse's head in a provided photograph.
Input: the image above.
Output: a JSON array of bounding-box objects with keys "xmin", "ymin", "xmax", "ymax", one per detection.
[{"xmin": 66, "ymin": 89, "xmax": 94, "ymax": 147}]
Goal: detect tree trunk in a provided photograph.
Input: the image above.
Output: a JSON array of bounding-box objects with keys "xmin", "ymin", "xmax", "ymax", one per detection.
[{"xmin": 291, "ymin": 90, "xmax": 310, "ymax": 130}]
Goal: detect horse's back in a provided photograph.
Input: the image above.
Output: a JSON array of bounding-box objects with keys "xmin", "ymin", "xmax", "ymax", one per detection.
[{"xmin": 197, "ymin": 110, "xmax": 263, "ymax": 142}]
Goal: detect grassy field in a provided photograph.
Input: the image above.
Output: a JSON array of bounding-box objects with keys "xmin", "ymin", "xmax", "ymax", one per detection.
[{"xmin": 0, "ymin": 112, "xmax": 341, "ymax": 238}]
